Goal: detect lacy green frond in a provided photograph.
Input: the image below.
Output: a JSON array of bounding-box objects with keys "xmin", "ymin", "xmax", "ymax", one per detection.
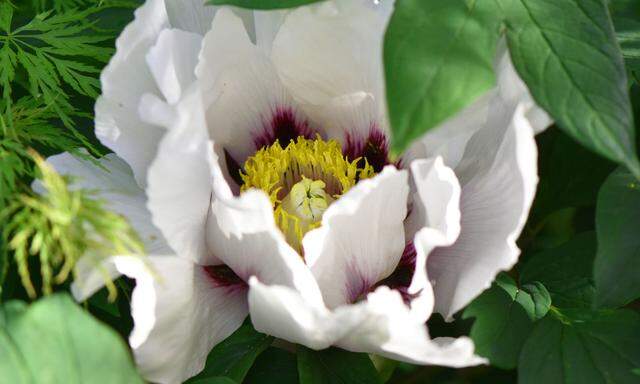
[
  {"xmin": 0, "ymin": 96, "xmax": 90, "ymax": 211},
  {"xmin": 0, "ymin": 2, "xmax": 113, "ymax": 127},
  {"xmin": 1, "ymin": 151, "xmax": 144, "ymax": 300},
  {"xmin": 31, "ymin": 0, "xmax": 140, "ymax": 13}
]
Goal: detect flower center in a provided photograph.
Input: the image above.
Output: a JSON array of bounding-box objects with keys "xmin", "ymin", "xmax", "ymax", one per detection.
[{"xmin": 240, "ymin": 136, "xmax": 374, "ymax": 252}]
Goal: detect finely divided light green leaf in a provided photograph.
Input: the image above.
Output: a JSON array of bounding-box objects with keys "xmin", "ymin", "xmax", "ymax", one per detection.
[
  {"xmin": 0, "ymin": 7, "xmax": 113, "ymax": 127},
  {"xmin": 594, "ymin": 167, "xmax": 640, "ymax": 308},
  {"xmin": 504, "ymin": 0, "xmax": 640, "ymax": 178},
  {"xmin": 0, "ymin": 2, "xmax": 12, "ymax": 33},
  {"xmin": 384, "ymin": 0, "xmax": 502, "ymax": 153}
]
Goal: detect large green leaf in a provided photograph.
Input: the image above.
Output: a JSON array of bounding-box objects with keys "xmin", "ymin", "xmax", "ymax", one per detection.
[
  {"xmin": 207, "ymin": 0, "xmax": 324, "ymax": 9},
  {"xmin": 0, "ymin": 294, "xmax": 142, "ymax": 384},
  {"xmin": 520, "ymin": 232, "xmax": 597, "ymax": 308},
  {"xmin": 504, "ymin": 0, "xmax": 640, "ymax": 178},
  {"xmin": 594, "ymin": 167, "xmax": 640, "ymax": 308},
  {"xmin": 384, "ymin": 0, "xmax": 502, "ymax": 153},
  {"xmin": 519, "ymin": 308, "xmax": 640, "ymax": 384},
  {"xmin": 462, "ymin": 274, "xmax": 550, "ymax": 369},
  {"xmin": 186, "ymin": 324, "xmax": 273, "ymax": 384},
  {"xmin": 245, "ymin": 347, "xmax": 299, "ymax": 384},
  {"xmin": 188, "ymin": 378, "xmax": 238, "ymax": 384},
  {"xmin": 611, "ymin": 7, "xmax": 640, "ymax": 84},
  {"xmin": 533, "ymin": 130, "xmax": 615, "ymax": 219},
  {"xmin": 297, "ymin": 347, "xmax": 381, "ymax": 384}
]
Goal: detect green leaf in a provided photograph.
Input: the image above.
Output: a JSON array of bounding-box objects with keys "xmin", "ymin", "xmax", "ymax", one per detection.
[
  {"xmin": 297, "ymin": 346, "xmax": 382, "ymax": 384},
  {"xmin": 0, "ymin": 293, "xmax": 143, "ymax": 383},
  {"xmin": 533, "ymin": 129, "xmax": 615, "ymax": 219},
  {"xmin": 0, "ymin": 237, "xmax": 8, "ymax": 291},
  {"xmin": 504, "ymin": 0, "xmax": 640, "ymax": 178},
  {"xmin": 245, "ymin": 347, "xmax": 299, "ymax": 384},
  {"xmin": 0, "ymin": 2, "xmax": 12, "ymax": 33},
  {"xmin": 188, "ymin": 377, "xmax": 238, "ymax": 384},
  {"xmin": 611, "ymin": 5, "xmax": 640, "ymax": 84},
  {"xmin": 206, "ymin": 0, "xmax": 324, "ymax": 10},
  {"xmin": 186, "ymin": 324, "xmax": 273, "ymax": 384},
  {"xmin": 519, "ymin": 308, "xmax": 640, "ymax": 384},
  {"xmin": 0, "ymin": 7, "xmax": 113, "ymax": 127},
  {"xmin": 384, "ymin": 0, "xmax": 502, "ymax": 153},
  {"xmin": 594, "ymin": 167, "xmax": 640, "ymax": 308},
  {"xmin": 520, "ymin": 232, "xmax": 597, "ymax": 308},
  {"xmin": 462, "ymin": 274, "xmax": 550, "ymax": 369}
]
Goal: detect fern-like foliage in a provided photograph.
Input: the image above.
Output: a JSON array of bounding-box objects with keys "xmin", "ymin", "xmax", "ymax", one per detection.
[
  {"xmin": 31, "ymin": 0, "xmax": 140, "ymax": 13},
  {"xmin": 0, "ymin": 2, "xmax": 113, "ymax": 127},
  {"xmin": 2, "ymin": 151, "xmax": 144, "ymax": 299},
  {"xmin": 0, "ymin": 97, "xmax": 88, "ymax": 211}
]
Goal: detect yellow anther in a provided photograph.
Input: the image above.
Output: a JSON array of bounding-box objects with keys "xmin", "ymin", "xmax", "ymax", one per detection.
[{"xmin": 240, "ymin": 136, "xmax": 374, "ymax": 252}]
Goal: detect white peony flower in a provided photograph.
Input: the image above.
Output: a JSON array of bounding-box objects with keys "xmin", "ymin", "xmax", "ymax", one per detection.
[{"xmin": 43, "ymin": 0, "xmax": 552, "ymax": 383}]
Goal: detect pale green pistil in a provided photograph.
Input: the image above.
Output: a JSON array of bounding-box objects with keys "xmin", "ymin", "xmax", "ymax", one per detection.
[{"xmin": 282, "ymin": 177, "xmax": 332, "ymax": 222}]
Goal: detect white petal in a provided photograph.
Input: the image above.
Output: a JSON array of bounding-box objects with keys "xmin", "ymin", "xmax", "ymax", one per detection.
[
  {"xmin": 253, "ymin": 10, "xmax": 287, "ymax": 54},
  {"xmin": 96, "ymin": 0, "xmax": 169, "ymax": 187},
  {"xmin": 403, "ymin": 92, "xmax": 493, "ymax": 170},
  {"xmin": 494, "ymin": 40, "xmax": 552, "ymax": 134},
  {"xmin": 248, "ymin": 277, "xmax": 345, "ymax": 350},
  {"xmin": 303, "ymin": 166, "xmax": 409, "ymax": 308},
  {"xmin": 115, "ymin": 256, "xmax": 248, "ymax": 384},
  {"xmin": 248, "ymin": 280, "xmax": 484, "ymax": 368},
  {"xmin": 70, "ymin": 256, "xmax": 122, "ymax": 301},
  {"xmin": 305, "ymin": 91, "xmax": 380, "ymax": 146},
  {"xmin": 146, "ymin": 29, "xmax": 203, "ymax": 105},
  {"xmin": 403, "ymin": 157, "xmax": 462, "ymax": 322},
  {"xmin": 271, "ymin": 0, "xmax": 391, "ymax": 109},
  {"xmin": 164, "ymin": 0, "xmax": 217, "ymax": 35},
  {"xmin": 406, "ymin": 39, "xmax": 552, "ymax": 170},
  {"xmin": 146, "ymin": 86, "xmax": 217, "ymax": 263},
  {"xmin": 335, "ymin": 287, "xmax": 485, "ymax": 367},
  {"xmin": 37, "ymin": 151, "xmax": 169, "ymax": 255},
  {"xmin": 206, "ymin": 165, "xmax": 324, "ymax": 304},
  {"xmin": 429, "ymin": 103, "xmax": 539, "ymax": 319},
  {"xmin": 197, "ymin": 8, "xmax": 305, "ymax": 164}
]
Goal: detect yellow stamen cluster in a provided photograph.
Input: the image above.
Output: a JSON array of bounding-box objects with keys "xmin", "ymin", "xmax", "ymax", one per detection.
[{"xmin": 240, "ymin": 136, "xmax": 374, "ymax": 251}]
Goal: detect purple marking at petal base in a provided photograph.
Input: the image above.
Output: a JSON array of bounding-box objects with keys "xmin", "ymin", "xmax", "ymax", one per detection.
[
  {"xmin": 344, "ymin": 124, "xmax": 392, "ymax": 173},
  {"xmin": 253, "ymin": 107, "xmax": 315, "ymax": 150},
  {"xmin": 376, "ymin": 242, "xmax": 420, "ymax": 305},
  {"xmin": 203, "ymin": 265, "xmax": 247, "ymax": 293},
  {"xmin": 345, "ymin": 264, "xmax": 375, "ymax": 304}
]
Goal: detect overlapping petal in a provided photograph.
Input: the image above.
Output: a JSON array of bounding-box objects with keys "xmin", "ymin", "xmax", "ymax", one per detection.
[
  {"xmin": 404, "ymin": 157, "xmax": 461, "ymax": 321},
  {"xmin": 270, "ymin": 0, "xmax": 393, "ymax": 142},
  {"xmin": 113, "ymin": 256, "xmax": 247, "ymax": 384},
  {"xmin": 403, "ymin": 44, "xmax": 552, "ymax": 320},
  {"xmin": 303, "ymin": 166, "xmax": 409, "ymax": 308},
  {"xmin": 97, "ymin": 0, "xmax": 223, "ymax": 188},
  {"xmin": 146, "ymin": 86, "xmax": 217, "ymax": 264},
  {"xmin": 197, "ymin": 8, "xmax": 308, "ymax": 168}
]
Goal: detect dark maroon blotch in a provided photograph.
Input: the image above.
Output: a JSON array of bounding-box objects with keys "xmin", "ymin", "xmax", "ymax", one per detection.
[
  {"xmin": 376, "ymin": 242, "xmax": 420, "ymax": 305},
  {"xmin": 203, "ymin": 264, "xmax": 246, "ymax": 289},
  {"xmin": 344, "ymin": 124, "xmax": 391, "ymax": 173},
  {"xmin": 253, "ymin": 107, "xmax": 315, "ymax": 150}
]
